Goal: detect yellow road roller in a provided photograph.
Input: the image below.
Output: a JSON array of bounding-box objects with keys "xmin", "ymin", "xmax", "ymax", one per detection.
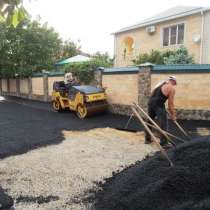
[{"xmin": 52, "ymin": 81, "xmax": 108, "ymax": 118}]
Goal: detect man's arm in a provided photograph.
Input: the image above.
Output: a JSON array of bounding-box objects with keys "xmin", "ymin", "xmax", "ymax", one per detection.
[{"xmin": 168, "ymin": 87, "xmax": 176, "ymax": 121}]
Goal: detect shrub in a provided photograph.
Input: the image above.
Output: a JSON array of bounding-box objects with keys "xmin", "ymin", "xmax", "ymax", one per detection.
[
  {"xmin": 133, "ymin": 47, "xmax": 195, "ymax": 65},
  {"xmin": 164, "ymin": 47, "xmax": 195, "ymax": 64}
]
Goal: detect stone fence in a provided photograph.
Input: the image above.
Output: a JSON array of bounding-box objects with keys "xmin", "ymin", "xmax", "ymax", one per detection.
[
  {"xmin": 1, "ymin": 64, "xmax": 210, "ymax": 120},
  {"xmin": 0, "ymin": 70, "xmax": 101, "ymax": 102},
  {"xmin": 103, "ymin": 64, "xmax": 210, "ymax": 120}
]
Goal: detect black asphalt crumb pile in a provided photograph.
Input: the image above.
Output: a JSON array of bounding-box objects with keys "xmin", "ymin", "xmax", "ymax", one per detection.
[
  {"xmin": 0, "ymin": 187, "xmax": 13, "ymax": 210},
  {"xmin": 89, "ymin": 137, "xmax": 210, "ymax": 210}
]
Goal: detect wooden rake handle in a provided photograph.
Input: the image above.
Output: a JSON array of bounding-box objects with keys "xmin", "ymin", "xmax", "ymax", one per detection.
[
  {"xmin": 132, "ymin": 106, "xmax": 174, "ymax": 167},
  {"xmin": 133, "ymin": 102, "xmax": 173, "ymax": 144},
  {"xmin": 166, "ymin": 111, "xmax": 191, "ymax": 140},
  {"xmin": 174, "ymin": 120, "xmax": 191, "ymax": 140},
  {"xmin": 146, "ymin": 122, "xmax": 185, "ymax": 144}
]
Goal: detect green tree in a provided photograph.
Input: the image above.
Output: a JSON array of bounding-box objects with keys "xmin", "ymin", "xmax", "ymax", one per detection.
[
  {"xmin": 92, "ymin": 52, "xmax": 114, "ymax": 67},
  {"xmin": 0, "ymin": 20, "xmax": 62, "ymax": 77},
  {"xmin": 0, "ymin": 0, "xmax": 28, "ymax": 27},
  {"xmin": 64, "ymin": 55, "xmax": 113, "ymax": 84},
  {"xmin": 58, "ymin": 40, "xmax": 81, "ymax": 60}
]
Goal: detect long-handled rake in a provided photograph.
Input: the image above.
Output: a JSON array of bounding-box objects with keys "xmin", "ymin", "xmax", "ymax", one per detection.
[
  {"xmin": 166, "ymin": 111, "xmax": 191, "ymax": 140},
  {"xmin": 132, "ymin": 106, "xmax": 174, "ymax": 167},
  {"xmin": 133, "ymin": 102, "xmax": 176, "ymax": 146},
  {"xmin": 174, "ymin": 120, "xmax": 191, "ymax": 140},
  {"xmin": 146, "ymin": 122, "xmax": 185, "ymax": 143}
]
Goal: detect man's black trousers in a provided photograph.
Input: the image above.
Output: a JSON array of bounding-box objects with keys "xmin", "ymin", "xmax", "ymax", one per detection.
[{"xmin": 145, "ymin": 104, "xmax": 168, "ymax": 145}]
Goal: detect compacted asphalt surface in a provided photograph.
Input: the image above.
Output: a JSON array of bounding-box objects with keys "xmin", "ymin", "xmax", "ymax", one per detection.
[
  {"xmin": 0, "ymin": 96, "xmax": 140, "ymax": 159},
  {"xmin": 0, "ymin": 96, "xmax": 210, "ymax": 160}
]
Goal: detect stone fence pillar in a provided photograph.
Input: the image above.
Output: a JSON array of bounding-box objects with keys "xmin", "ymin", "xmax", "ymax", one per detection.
[
  {"xmin": 7, "ymin": 78, "xmax": 10, "ymax": 94},
  {"xmin": 16, "ymin": 78, "xmax": 20, "ymax": 97},
  {"xmin": 28, "ymin": 77, "xmax": 32, "ymax": 99},
  {"xmin": 43, "ymin": 74, "xmax": 49, "ymax": 102},
  {"xmin": 137, "ymin": 63, "xmax": 153, "ymax": 112},
  {"xmin": 94, "ymin": 67, "xmax": 104, "ymax": 87}
]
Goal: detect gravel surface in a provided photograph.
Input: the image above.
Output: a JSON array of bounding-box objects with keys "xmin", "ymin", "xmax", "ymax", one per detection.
[{"xmin": 0, "ymin": 128, "xmax": 157, "ymax": 209}]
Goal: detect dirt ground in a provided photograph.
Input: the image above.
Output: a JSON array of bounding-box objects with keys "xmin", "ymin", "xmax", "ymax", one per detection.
[{"xmin": 0, "ymin": 128, "xmax": 157, "ymax": 209}]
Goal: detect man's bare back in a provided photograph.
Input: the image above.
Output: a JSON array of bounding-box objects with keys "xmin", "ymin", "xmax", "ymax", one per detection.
[{"xmin": 161, "ymin": 81, "xmax": 176, "ymax": 121}]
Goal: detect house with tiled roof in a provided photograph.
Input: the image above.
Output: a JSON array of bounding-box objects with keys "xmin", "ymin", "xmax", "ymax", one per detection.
[{"xmin": 113, "ymin": 6, "xmax": 210, "ymax": 67}]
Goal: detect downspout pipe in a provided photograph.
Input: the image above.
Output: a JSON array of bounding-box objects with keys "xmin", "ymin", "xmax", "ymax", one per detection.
[{"xmin": 200, "ymin": 10, "xmax": 204, "ymax": 64}]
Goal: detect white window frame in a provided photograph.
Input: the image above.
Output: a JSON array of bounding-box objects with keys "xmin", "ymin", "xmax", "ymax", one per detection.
[{"xmin": 161, "ymin": 22, "xmax": 186, "ymax": 47}]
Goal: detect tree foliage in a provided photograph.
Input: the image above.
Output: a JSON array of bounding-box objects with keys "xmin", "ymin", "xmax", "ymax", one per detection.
[
  {"xmin": 0, "ymin": 0, "xmax": 28, "ymax": 27},
  {"xmin": 58, "ymin": 40, "xmax": 81, "ymax": 60},
  {"xmin": 64, "ymin": 57, "xmax": 113, "ymax": 84},
  {"xmin": 92, "ymin": 51, "xmax": 114, "ymax": 67},
  {"xmin": 133, "ymin": 50, "xmax": 165, "ymax": 65},
  {"xmin": 0, "ymin": 20, "xmax": 62, "ymax": 77},
  {"xmin": 133, "ymin": 47, "xmax": 195, "ymax": 65}
]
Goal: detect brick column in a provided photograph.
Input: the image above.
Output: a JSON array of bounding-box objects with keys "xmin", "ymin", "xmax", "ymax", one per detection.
[
  {"xmin": 94, "ymin": 67, "xmax": 104, "ymax": 87},
  {"xmin": 43, "ymin": 74, "xmax": 49, "ymax": 101},
  {"xmin": 137, "ymin": 63, "xmax": 153, "ymax": 112},
  {"xmin": 28, "ymin": 77, "xmax": 32, "ymax": 99}
]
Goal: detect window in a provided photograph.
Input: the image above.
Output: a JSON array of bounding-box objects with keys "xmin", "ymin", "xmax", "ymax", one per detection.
[
  {"xmin": 163, "ymin": 28, "xmax": 169, "ymax": 46},
  {"xmin": 163, "ymin": 23, "xmax": 184, "ymax": 46}
]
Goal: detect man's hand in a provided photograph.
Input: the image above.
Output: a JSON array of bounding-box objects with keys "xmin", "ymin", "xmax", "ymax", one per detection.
[{"xmin": 171, "ymin": 113, "xmax": 176, "ymax": 122}]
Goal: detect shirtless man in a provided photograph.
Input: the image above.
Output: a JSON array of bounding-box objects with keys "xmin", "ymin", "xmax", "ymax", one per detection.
[{"xmin": 145, "ymin": 76, "xmax": 177, "ymax": 146}]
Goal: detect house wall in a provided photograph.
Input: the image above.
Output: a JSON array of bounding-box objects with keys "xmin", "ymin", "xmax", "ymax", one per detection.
[
  {"xmin": 102, "ymin": 74, "xmax": 138, "ymax": 105},
  {"xmin": 114, "ymin": 14, "xmax": 202, "ymax": 67},
  {"xmin": 202, "ymin": 11, "xmax": 210, "ymax": 64}
]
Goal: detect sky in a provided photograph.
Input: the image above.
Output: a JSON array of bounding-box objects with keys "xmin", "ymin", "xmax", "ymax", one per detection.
[{"xmin": 24, "ymin": 0, "xmax": 210, "ymax": 56}]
